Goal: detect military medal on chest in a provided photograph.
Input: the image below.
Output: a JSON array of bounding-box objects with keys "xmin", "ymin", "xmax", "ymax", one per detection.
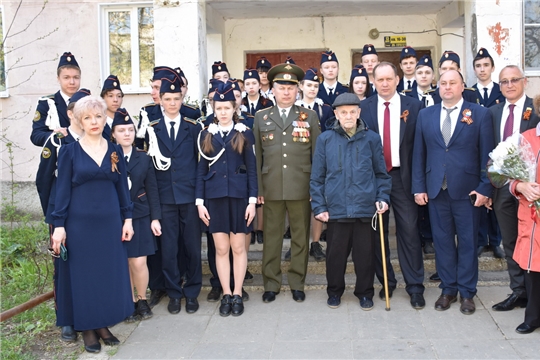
[{"xmin": 292, "ymin": 112, "xmax": 311, "ymax": 143}]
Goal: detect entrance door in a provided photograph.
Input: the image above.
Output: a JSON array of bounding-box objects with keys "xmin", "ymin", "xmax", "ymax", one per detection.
[{"xmin": 246, "ymin": 51, "xmax": 323, "ymax": 72}]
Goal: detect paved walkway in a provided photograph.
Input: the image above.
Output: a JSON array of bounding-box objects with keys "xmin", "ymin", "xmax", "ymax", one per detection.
[{"xmin": 78, "ymin": 286, "xmax": 540, "ymax": 359}]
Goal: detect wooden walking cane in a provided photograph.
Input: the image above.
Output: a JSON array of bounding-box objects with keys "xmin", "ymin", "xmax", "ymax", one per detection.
[{"xmin": 378, "ymin": 210, "xmax": 391, "ymax": 311}]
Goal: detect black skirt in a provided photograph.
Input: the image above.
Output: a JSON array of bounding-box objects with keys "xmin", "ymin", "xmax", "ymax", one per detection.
[
  {"xmin": 126, "ymin": 214, "xmax": 157, "ymax": 258},
  {"xmin": 207, "ymin": 197, "xmax": 252, "ymax": 234}
]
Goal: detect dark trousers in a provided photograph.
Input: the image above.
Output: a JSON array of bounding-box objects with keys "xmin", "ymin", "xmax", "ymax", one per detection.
[
  {"xmin": 524, "ymin": 271, "xmax": 540, "ymax": 327},
  {"xmin": 160, "ymin": 203, "xmax": 202, "ymax": 299},
  {"xmin": 206, "ymin": 232, "xmax": 235, "ymax": 289},
  {"xmin": 429, "ymin": 189, "xmax": 480, "ymax": 298},
  {"xmin": 147, "ymin": 238, "xmax": 165, "ymax": 291},
  {"xmin": 326, "ymin": 220, "xmax": 375, "ymax": 299},
  {"xmin": 493, "ymin": 186, "xmax": 526, "ymax": 297},
  {"xmin": 418, "ymin": 204, "xmax": 433, "ymax": 245},
  {"xmin": 374, "ymin": 168, "xmax": 425, "ymax": 295},
  {"xmin": 477, "ymin": 208, "xmax": 502, "ymax": 247}
]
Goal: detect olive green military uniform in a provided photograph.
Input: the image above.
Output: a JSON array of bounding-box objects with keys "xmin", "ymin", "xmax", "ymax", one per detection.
[{"xmin": 253, "ymin": 105, "xmax": 321, "ymax": 292}]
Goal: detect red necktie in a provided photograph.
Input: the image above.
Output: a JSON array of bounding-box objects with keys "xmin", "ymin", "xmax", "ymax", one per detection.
[
  {"xmin": 383, "ymin": 102, "xmax": 392, "ymax": 172},
  {"xmin": 503, "ymin": 104, "xmax": 515, "ymax": 141}
]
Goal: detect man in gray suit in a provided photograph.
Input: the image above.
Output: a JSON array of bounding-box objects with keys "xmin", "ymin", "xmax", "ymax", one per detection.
[
  {"xmin": 490, "ymin": 65, "xmax": 540, "ymax": 311},
  {"xmin": 253, "ymin": 63, "xmax": 321, "ymax": 303}
]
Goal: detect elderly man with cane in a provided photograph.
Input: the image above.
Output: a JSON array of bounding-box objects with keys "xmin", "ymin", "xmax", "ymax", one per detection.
[{"xmin": 310, "ymin": 93, "xmax": 391, "ymax": 309}]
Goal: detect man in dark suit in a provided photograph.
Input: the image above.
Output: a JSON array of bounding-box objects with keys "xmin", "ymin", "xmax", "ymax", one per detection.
[
  {"xmin": 412, "ymin": 70, "xmax": 494, "ymax": 315},
  {"xmin": 145, "ymin": 75, "xmax": 202, "ymax": 315},
  {"xmin": 253, "ymin": 63, "xmax": 321, "ymax": 303},
  {"xmin": 317, "ymin": 50, "xmax": 348, "ymax": 106},
  {"xmin": 490, "ymin": 65, "xmax": 540, "ymax": 312},
  {"xmin": 31, "ymin": 52, "xmax": 80, "ymax": 147},
  {"xmin": 360, "ymin": 62, "xmax": 426, "ymax": 309}
]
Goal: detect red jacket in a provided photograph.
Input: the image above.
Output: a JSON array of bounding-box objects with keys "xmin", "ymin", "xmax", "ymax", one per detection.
[{"xmin": 510, "ymin": 127, "xmax": 540, "ymax": 272}]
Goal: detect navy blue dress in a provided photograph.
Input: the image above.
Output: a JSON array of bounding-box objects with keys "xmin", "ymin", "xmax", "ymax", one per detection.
[{"xmin": 52, "ymin": 141, "xmax": 133, "ymax": 331}]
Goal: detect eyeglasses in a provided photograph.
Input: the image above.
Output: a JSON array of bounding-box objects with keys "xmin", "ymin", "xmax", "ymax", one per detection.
[{"xmin": 499, "ymin": 77, "xmax": 524, "ymax": 87}]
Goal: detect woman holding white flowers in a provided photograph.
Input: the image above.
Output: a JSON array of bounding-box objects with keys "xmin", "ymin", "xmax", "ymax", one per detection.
[{"xmin": 196, "ymin": 81, "xmax": 257, "ymax": 317}]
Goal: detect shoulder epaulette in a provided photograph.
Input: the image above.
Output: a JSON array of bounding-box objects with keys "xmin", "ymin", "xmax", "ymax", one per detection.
[
  {"xmin": 136, "ymin": 148, "xmax": 147, "ymax": 153},
  {"xmin": 184, "ymin": 117, "xmax": 198, "ymax": 125},
  {"xmin": 255, "ymin": 107, "xmax": 272, "ymax": 115},
  {"xmin": 183, "ymin": 103, "xmax": 199, "ymax": 110},
  {"xmin": 425, "ymin": 89, "xmax": 436, "ymax": 94},
  {"xmin": 464, "ymin": 87, "xmax": 476, "ymax": 92},
  {"xmin": 402, "ymin": 89, "xmax": 412, "ymax": 93},
  {"xmin": 143, "ymin": 102, "xmax": 158, "ymax": 107},
  {"xmin": 38, "ymin": 93, "xmax": 55, "ymax": 101},
  {"xmin": 149, "ymin": 119, "xmax": 160, "ymax": 126}
]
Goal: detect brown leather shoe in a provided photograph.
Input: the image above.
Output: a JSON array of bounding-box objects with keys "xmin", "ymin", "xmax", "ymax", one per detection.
[
  {"xmin": 460, "ymin": 297, "xmax": 476, "ymax": 315},
  {"xmin": 434, "ymin": 294, "xmax": 457, "ymax": 311}
]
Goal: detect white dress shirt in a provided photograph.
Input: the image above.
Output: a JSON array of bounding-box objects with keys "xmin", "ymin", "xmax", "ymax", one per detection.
[
  {"xmin": 439, "ymin": 98, "xmax": 464, "ymax": 138},
  {"xmin": 377, "ymin": 92, "xmax": 401, "ymax": 168},
  {"xmin": 106, "ymin": 116, "xmax": 114, "ymax": 128},
  {"xmin": 60, "ymin": 91, "xmax": 70, "ymax": 106},
  {"xmin": 476, "ymin": 81, "xmax": 494, "ymax": 100},
  {"xmin": 164, "ymin": 114, "xmax": 181, "ymax": 139},
  {"xmin": 500, "ymin": 94, "xmax": 526, "ymax": 141},
  {"xmin": 323, "ymin": 81, "xmax": 337, "ymax": 95}
]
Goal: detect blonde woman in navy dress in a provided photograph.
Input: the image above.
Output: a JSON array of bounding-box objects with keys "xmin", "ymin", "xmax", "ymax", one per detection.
[
  {"xmin": 196, "ymin": 82, "xmax": 257, "ymax": 317},
  {"xmin": 51, "ymin": 96, "xmax": 134, "ymax": 353},
  {"xmin": 111, "ymin": 108, "xmax": 162, "ymax": 322}
]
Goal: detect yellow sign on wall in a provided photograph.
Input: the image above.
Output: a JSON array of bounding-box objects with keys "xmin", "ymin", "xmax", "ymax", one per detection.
[{"xmin": 384, "ymin": 36, "xmax": 407, "ymax": 47}]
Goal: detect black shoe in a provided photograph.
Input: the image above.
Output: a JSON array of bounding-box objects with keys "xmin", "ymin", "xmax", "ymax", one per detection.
[
  {"xmin": 244, "ymin": 269, "xmax": 254, "ymax": 282},
  {"xmin": 231, "ymin": 294, "xmax": 244, "ymax": 316},
  {"xmin": 319, "ymin": 229, "xmax": 327, "ymax": 242},
  {"xmin": 492, "ymin": 245, "xmax": 505, "ymax": 259},
  {"xmin": 95, "ymin": 327, "xmax": 120, "ymax": 346},
  {"xmin": 410, "ymin": 293, "xmax": 426, "ymax": 309},
  {"xmin": 137, "ymin": 299, "xmax": 153, "ymax": 320},
  {"xmin": 516, "ymin": 322, "xmax": 539, "ymax": 334},
  {"xmin": 360, "ymin": 297, "xmax": 374, "ymax": 311},
  {"xmin": 185, "ymin": 298, "xmax": 199, "ymax": 314},
  {"xmin": 283, "ymin": 227, "xmax": 291, "ymax": 239},
  {"xmin": 262, "ymin": 291, "xmax": 279, "ymax": 303},
  {"xmin": 292, "ymin": 290, "xmax": 305, "ymax": 302},
  {"xmin": 219, "ymin": 295, "xmax": 232, "ymax": 317},
  {"xmin": 250, "ymin": 231, "xmax": 256, "ymax": 244},
  {"xmin": 207, "ymin": 287, "xmax": 222, "ymax": 302},
  {"xmin": 242, "ymin": 287, "xmax": 250, "ymax": 302},
  {"xmin": 492, "ymin": 293, "xmax": 528, "ymax": 311},
  {"xmin": 82, "ymin": 330, "xmax": 101, "ymax": 353},
  {"xmin": 60, "ymin": 325, "xmax": 77, "ymax": 342},
  {"xmin": 477, "ymin": 246, "xmax": 486, "ymax": 257},
  {"xmin": 429, "ymin": 272, "xmax": 441, "ymax": 282},
  {"xmin": 168, "ymin": 298, "xmax": 181, "ymax": 314},
  {"xmin": 327, "ymin": 295, "xmax": 341, "ymax": 309},
  {"xmin": 423, "ymin": 242, "xmax": 435, "ymax": 255},
  {"xmin": 284, "ymin": 248, "xmax": 291, "ymax": 261},
  {"xmin": 256, "ymin": 230, "xmax": 264, "ymax": 244},
  {"xmin": 379, "ymin": 286, "xmax": 395, "ymax": 300},
  {"xmin": 148, "ymin": 289, "xmax": 167, "ymax": 308},
  {"xmin": 124, "ymin": 308, "xmax": 140, "ymax": 323},
  {"xmin": 310, "ymin": 242, "xmax": 326, "ymax": 261}
]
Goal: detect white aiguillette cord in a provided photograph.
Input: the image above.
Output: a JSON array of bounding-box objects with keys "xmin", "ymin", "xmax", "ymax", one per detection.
[
  {"xmin": 136, "ymin": 109, "xmax": 149, "ymax": 138},
  {"xmin": 146, "ymin": 126, "xmax": 171, "ymax": 171},
  {"xmin": 197, "ymin": 130, "xmax": 225, "ymax": 167},
  {"xmin": 43, "ymin": 98, "xmax": 60, "ymax": 130}
]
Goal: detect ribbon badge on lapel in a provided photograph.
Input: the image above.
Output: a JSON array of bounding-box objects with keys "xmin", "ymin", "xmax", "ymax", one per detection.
[
  {"xmin": 111, "ymin": 152, "xmax": 120, "ymax": 173},
  {"xmin": 461, "ymin": 109, "xmax": 473, "ymax": 125},
  {"xmin": 524, "ymin": 107, "xmax": 532, "ymax": 121},
  {"xmin": 400, "ymin": 110, "xmax": 409, "ymax": 123}
]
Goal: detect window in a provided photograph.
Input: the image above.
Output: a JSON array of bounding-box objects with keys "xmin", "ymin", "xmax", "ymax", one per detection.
[
  {"xmin": 525, "ymin": 0, "xmax": 540, "ymax": 73},
  {"xmin": 99, "ymin": 3, "xmax": 154, "ymax": 93},
  {"xmin": 0, "ymin": 5, "xmax": 7, "ymax": 97}
]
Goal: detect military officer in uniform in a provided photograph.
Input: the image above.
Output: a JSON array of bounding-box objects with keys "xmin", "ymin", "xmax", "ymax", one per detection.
[
  {"xmin": 253, "ymin": 63, "xmax": 321, "ymax": 303},
  {"xmin": 31, "ymin": 52, "xmax": 81, "ymax": 147},
  {"xmin": 317, "ymin": 50, "xmax": 348, "ymax": 106},
  {"xmin": 397, "ymin": 46, "xmax": 418, "ymax": 93}
]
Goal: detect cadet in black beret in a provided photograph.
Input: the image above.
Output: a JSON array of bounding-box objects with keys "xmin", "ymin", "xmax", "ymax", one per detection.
[
  {"xmin": 397, "ymin": 46, "xmax": 418, "ymax": 93},
  {"xmin": 361, "ymin": 44, "xmax": 380, "ymax": 91},
  {"xmin": 256, "ymin": 57, "xmax": 273, "ymax": 99},
  {"xmin": 285, "ymin": 56, "xmax": 296, "ymax": 65},
  {"xmin": 212, "ymin": 61, "xmax": 230, "ymax": 83},
  {"xmin": 318, "ymin": 50, "xmax": 348, "ymax": 106},
  {"xmin": 404, "ymin": 55, "xmax": 440, "ymax": 107},
  {"xmin": 438, "ymin": 50, "xmax": 479, "ymax": 104},
  {"xmin": 348, "ymin": 65, "xmax": 372, "ymax": 101},
  {"xmin": 242, "ymin": 69, "xmax": 273, "ymax": 116},
  {"xmin": 100, "ymin": 75, "xmax": 124, "ymax": 141},
  {"xmin": 31, "ymin": 52, "xmax": 81, "ymax": 147},
  {"xmin": 472, "ymin": 48, "xmax": 505, "ymax": 108}
]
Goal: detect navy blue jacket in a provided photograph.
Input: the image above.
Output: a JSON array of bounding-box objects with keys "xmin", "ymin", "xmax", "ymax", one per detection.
[
  {"xmin": 242, "ymin": 95, "xmax": 274, "ymax": 116},
  {"xmin": 31, "ymin": 91, "xmax": 71, "ymax": 147},
  {"xmin": 360, "ymin": 94, "xmax": 422, "ymax": 194},
  {"xmin": 181, "ymin": 103, "xmax": 202, "ymax": 121},
  {"xmin": 412, "ymin": 101, "xmax": 494, "ymax": 199},
  {"xmin": 473, "ymin": 83, "xmax": 505, "ymax": 108},
  {"xmin": 317, "ymin": 82, "xmax": 348, "ymax": 106},
  {"xmin": 310, "ymin": 118, "xmax": 391, "ymax": 219},
  {"xmin": 196, "ymin": 128, "xmax": 257, "ymax": 200},
  {"xmin": 404, "ymin": 86, "xmax": 442, "ymax": 108},
  {"xmin": 397, "ymin": 78, "xmax": 417, "ymax": 93},
  {"xmin": 147, "ymin": 117, "xmax": 200, "ymax": 205},
  {"xmin": 126, "ymin": 148, "xmax": 161, "ymax": 220},
  {"xmin": 36, "ymin": 132, "xmax": 78, "ymax": 223}
]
